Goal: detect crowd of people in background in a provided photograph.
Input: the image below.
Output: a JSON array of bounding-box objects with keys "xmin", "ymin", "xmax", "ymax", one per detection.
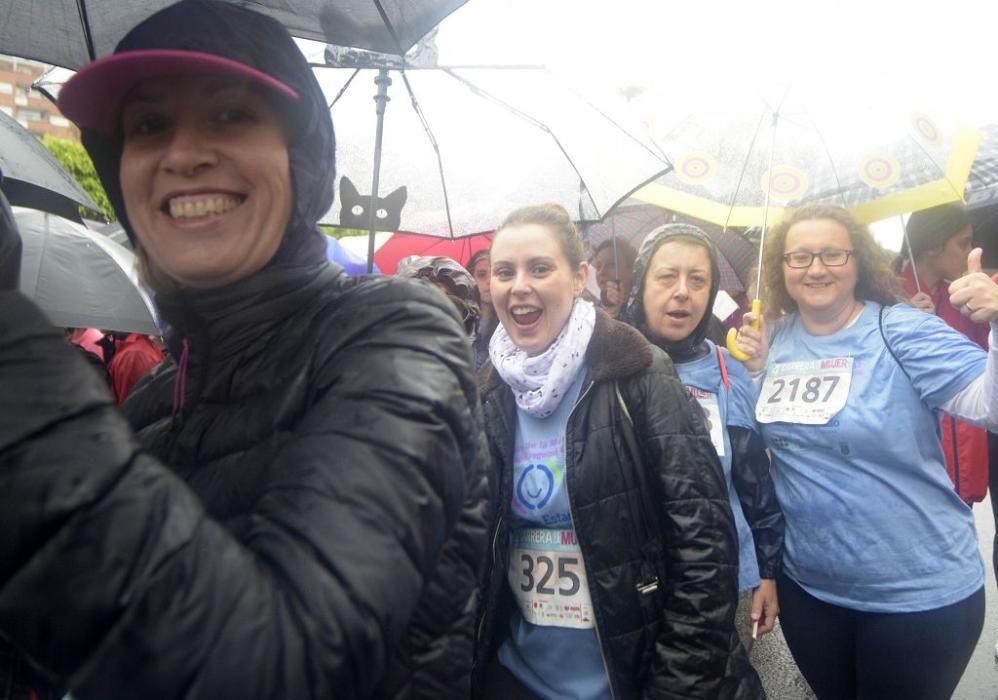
[{"xmin": 1, "ymin": 1, "xmax": 997, "ymax": 699}]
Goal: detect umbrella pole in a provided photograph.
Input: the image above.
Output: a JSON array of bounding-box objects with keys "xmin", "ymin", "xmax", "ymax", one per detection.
[
  {"xmin": 727, "ymin": 111, "xmax": 779, "ymax": 362},
  {"xmin": 753, "ymin": 111, "xmax": 779, "ymax": 302},
  {"xmin": 366, "ymin": 69, "xmax": 392, "ymax": 273},
  {"xmin": 900, "ymin": 213, "xmax": 921, "ymax": 294}
]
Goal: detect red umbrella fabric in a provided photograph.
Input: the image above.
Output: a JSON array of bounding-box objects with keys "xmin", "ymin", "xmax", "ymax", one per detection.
[{"xmin": 373, "ymin": 231, "xmax": 492, "ymax": 275}]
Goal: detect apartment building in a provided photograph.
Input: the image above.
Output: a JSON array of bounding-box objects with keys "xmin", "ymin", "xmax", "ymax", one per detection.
[{"xmin": 0, "ymin": 55, "xmax": 79, "ymax": 141}]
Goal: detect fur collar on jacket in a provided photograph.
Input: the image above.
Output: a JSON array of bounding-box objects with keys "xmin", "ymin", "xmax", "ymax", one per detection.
[{"xmin": 480, "ymin": 308, "xmax": 654, "ymax": 394}]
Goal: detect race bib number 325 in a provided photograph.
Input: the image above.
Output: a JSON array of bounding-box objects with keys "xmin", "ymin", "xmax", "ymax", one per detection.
[
  {"xmin": 756, "ymin": 357, "xmax": 853, "ymax": 425},
  {"xmin": 508, "ymin": 528, "xmax": 594, "ymax": 629}
]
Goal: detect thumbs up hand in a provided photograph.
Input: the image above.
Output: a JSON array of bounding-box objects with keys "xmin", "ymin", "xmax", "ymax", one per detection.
[{"xmin": 949, "ymin": 248, "xmax": 998, "ymax": 323}]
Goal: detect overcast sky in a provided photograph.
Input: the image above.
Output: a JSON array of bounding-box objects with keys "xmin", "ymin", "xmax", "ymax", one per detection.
[{"xmin": 427, "ymin": 0, "xmax": 998, "ymax": 250}]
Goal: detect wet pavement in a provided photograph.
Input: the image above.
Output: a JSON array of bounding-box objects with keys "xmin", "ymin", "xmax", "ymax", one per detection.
[{"xmin": 954, "ymin": 494, "xmax": 998, "ymax": 700}]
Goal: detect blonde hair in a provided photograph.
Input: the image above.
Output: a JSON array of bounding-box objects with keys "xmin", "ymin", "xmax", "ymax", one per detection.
[{"xmin": 761, "ymin": 205, "xmax": 902, "ymax": 318}]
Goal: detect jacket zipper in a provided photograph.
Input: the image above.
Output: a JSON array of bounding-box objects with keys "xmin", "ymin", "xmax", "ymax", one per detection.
[
  {"xmin": 563, "ymin": 379, "xmax": 617, "ymax": 700},
  {"xmin": 476, "ymin": 512, "xmax": 504, "ymax": 648}
]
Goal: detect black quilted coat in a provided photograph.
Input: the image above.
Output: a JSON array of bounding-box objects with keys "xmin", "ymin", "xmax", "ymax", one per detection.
[
  {"xmin": 474, "ymin": 311, "xmax": 763, "ymax": 699},
  {"xmin": 0, "ymin": 264, "xmax": 489, "ymax": 700}
]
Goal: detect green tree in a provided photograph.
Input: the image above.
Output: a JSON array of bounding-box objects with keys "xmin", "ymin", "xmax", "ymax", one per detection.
[
  {"xmin": 42, "ymin": 135, "xmax": 116, "ymax": 222},
  {"xmin": 320, "ymin": 225, "xmax": 369, "ymax": 239}
]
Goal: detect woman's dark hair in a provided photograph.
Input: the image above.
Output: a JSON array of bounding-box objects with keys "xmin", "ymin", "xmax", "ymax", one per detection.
[
  {"xmin": 892, "ymin": 203, "xmax": 972, "ymax": 273},
  {"xmin": 467, "ymin": 249, "xmax": 490, "ymax": 273},
  {"xmin": 762, "ymin": 205, "xmax": 901, "ymax": 318},
  {"xmin": 494, "ymin": 203, "xmax": 586, "ymax": 270},
  {"xmin": 592, "ymin": 238, "xmax": 638, "ymax": 273}
]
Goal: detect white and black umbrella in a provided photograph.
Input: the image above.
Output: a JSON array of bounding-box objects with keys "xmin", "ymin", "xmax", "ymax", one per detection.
[
  {"xmin": 16, "ymin": 209, "xmax": 160, "ymax": 334},
  {"xmin": 0, "ymin": 111, "xmax": 99, "ymax": 221},
  {"xmin": 0, "ymin": 0, "xmax": 468, "ymax": 69},
  {"xmin": 318, "ymin": 62, "xmax": 671, "ymax": 269}
]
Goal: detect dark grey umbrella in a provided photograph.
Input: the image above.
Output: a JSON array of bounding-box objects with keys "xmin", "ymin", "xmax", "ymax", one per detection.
[
  {"xmin": 16, "ymin": 208, "xmax": 161, "ymax": 334},
  {"xmin": 581, "ymin": 201, "xmax": 756, "ymax": 293},
  {"xmin": 1, "ymin": 0, "xmax": 468, "ymax": 70},
  {"xmin": 0, "ymin": 110, "xmax": 99, "ymax": 221}
]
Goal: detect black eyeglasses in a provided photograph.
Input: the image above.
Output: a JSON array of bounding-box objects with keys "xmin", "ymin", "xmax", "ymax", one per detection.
[{"xmin": 782, "ymin": 249, "xmax": 854, "ymax": 269}]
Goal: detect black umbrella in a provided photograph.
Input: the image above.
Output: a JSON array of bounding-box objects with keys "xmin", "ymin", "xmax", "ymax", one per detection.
[
  {"xmin": 0, "ymin": 110, "xmax": 99, "ymax": 221},
  {"xmin": 1, "ymin": 0, "xmax": 468, "ymax": 70}
]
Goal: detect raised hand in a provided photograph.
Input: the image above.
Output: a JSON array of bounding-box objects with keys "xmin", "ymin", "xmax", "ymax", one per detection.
[
  {"xmin": 604, "ymin": 279, "xmax": 622, "ymax": 308},
  {"xmin": 909, "ymin": 291, "xmax": 935, "ymax": 315},
  {"xmin": 949, "ymin": 248, "xmax": 998, "ymax": 324},
  {"xmin": 733, "ymin": 311, "xmax": 769, "ymax": 374}
]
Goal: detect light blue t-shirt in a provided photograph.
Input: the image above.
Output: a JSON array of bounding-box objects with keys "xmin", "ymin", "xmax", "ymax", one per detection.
[
  {"xmin": 759, "ymin": 302, "xmax": 985, "ymax": 612},
  {"xmin": 676, "ymin": 341, "xmax": 762, "ymax": 592},
  {"xmin": 498, "ymin": 369, "xmax": 611, "ymax": 700}
]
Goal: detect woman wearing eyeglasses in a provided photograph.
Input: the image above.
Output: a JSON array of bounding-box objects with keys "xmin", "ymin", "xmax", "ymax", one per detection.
[{"xmin": 735, "ymin": 204, "xmax": 998, "ymax": 699}]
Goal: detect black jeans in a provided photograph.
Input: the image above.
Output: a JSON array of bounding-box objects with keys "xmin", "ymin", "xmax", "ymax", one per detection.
[
  {"xmin": 475, "ymin": 655, "xmax": 541, "ymax": 700},
  {"xmin": 777, "ymin": 572, "xmax": 984, "ymax": 700}
]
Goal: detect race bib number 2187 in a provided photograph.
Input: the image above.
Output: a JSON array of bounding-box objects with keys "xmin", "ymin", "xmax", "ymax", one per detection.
[{"xmin": 755, "ymin": 357, "xmax": 853, "ymax": 425}]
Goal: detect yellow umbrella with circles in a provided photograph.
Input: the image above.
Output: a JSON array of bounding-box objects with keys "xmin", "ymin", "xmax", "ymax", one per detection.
[{"xmin": 629, "ymin": 91, "xmax": 980, "ymax": 360}]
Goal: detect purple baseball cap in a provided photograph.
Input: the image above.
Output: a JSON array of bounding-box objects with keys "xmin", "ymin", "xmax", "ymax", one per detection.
[{"xmin": 57, "ymin": 0, "xmax": 303, "ymax": 136}]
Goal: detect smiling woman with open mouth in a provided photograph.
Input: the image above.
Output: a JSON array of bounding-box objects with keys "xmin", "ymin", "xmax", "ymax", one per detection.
[{"xmin": 474, "ymin": 203, "xmax": 763, "ymax": 699}]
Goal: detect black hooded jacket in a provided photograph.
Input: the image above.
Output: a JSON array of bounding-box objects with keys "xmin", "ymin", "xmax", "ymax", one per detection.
[
  {"xmin": 0, "ymin": 3, "xmax": 489, "ymax": 698},
  {"xmin": 475, "ymin": 311, "xmax": 763, "ymax": 699},
  {"xmin": 0, "ymin": 268, "xmax": 489, "ymax": 700},
  {"xmin": 624, "ymin": 224, "xmax": 783, "ymax": 584}
]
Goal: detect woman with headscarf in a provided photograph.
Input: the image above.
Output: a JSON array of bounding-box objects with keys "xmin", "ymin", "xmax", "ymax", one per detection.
[
  {"xmin": 0, "ymin": 2, "xmax": 488, "ymax": 698},
  {"xmin": 474, "ymin": 203, "xmax": 762, "ymax": 699},
  {"xmin": 622, "ymin": 224, "xmax": 784, "ymax": 651}
]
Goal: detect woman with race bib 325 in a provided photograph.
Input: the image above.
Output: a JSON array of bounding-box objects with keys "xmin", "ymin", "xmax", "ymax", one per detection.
[
  {"xmin": 735, "ymin": 204, "xmax": 996, "ymax": 700},
  {"xmin": 473, "ymin": 203, "xmax": 763, "ymax": 699}
]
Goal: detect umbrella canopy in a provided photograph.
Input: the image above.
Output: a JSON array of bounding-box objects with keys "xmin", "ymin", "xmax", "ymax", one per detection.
[
  {"xmin": 16, "ymin": 208, "xmax": 161, "ymax": 334},
  {"xmin": 1, "ymin": 0, "xmax": 468, "ymax": 69},
  {"xmin": 581, "ymin": 202, "xmax": 756, "ymax": 293},
  {"xmin": 630, "ymin": 85, "xmax": 980, "ymax": 228},
  {"xmin": 319, "ymin": 65, "xmax": 670, "ymax": 239},
  {"xmin": 0, "ymin": 110, "xmax": 99, "ymax": 221},
  {"xmin": 964, "ymin": 124, "xmax": 998, "ymax": 210}
]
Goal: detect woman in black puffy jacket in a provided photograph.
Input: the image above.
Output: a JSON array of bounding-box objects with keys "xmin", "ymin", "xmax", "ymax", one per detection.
[
  {"xmin": 473, "ymin": 203, "xmax": 762, "ymax": 699},
  {"xmin": 622, "ymin": 224, "xmax": 784, "ymax": 649},
  {"xmin": 0, "ymin": 2, "xmax": 488, "ymax": 698}
]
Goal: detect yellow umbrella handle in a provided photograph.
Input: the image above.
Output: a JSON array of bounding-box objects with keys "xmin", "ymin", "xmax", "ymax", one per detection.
[{"xmin": 725, "ymin": 299, "xmax": 762, "ymax": 362}]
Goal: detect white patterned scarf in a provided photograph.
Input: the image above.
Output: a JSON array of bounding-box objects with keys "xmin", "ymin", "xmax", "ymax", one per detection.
[{"xmin": 489, "ymin": 298, "xmax": 596, "ymax": 418}]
